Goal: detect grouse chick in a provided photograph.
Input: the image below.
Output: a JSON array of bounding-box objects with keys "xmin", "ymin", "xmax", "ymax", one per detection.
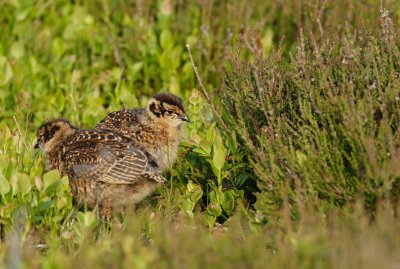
[
  {"xmin": 35, "ymin": 119, "xmax": 166, "ymax": 219},
  {"xmin": 96, "ymin": 93, "xmax": 189, "ymax": 171}
]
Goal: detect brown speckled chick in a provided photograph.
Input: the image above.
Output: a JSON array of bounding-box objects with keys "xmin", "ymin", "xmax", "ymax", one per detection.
[
  {"xmin": 35, "ymin": 119, "xmax": 166, "ymax": 219},
  {"xmin": 96, "ymin": 93, "xmax": 189, "ymax": 172}
]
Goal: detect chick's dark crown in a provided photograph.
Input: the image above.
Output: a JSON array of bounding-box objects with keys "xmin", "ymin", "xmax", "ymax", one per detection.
[{"xmin": 152, "ymin": 93, "xmax": 186, "ymax": 113}]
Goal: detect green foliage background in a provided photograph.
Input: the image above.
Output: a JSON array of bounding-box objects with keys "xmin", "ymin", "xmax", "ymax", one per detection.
[{"xmin": 0, "ymin": 0, "xmax": 400, "ymax": 268}]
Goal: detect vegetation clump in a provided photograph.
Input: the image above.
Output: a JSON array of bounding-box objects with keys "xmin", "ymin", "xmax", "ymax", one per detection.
[{"xmin": 221, "ymin": 8, "xmax": 400, "ymax": 221}]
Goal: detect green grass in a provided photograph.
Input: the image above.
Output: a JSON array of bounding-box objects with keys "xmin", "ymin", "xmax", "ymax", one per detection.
[{"xmin": 1, "ymin": 0, "xmax": 400, "ymax": 268}]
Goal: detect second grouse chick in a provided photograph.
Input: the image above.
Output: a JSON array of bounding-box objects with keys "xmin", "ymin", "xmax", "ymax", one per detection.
[
  {"xmin": 96, "ymin": 93, "xmax": 189, "ymax": 171},
  {"xmin": 35, "ymin": 119, "xmax": 166, "ymax": 219}
]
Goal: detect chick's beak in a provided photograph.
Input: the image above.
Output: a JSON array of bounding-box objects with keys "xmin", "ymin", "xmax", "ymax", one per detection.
[
  {"xmin": 34, "ymin": 140, "xmax": 40, "ymax": 149},
  {"xmin": 180, "ymin": 114, "xmax": 190, "ymax": 122}
]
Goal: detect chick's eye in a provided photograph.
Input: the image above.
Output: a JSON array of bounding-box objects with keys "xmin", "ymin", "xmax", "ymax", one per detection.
[{"xmin": 166, "ymin": 110, "xmax": 174, "ymax": 115}]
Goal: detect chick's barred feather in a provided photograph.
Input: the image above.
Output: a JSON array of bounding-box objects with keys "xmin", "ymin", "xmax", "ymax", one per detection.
[{"xmin": 61, "ymin": 131, "xmax": 165, "ymax": 184}]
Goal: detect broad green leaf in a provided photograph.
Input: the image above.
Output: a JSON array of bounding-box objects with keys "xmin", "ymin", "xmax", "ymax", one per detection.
[
  {"xmin": 207, "ymin": 202, "xmax": 222, "ymax": 217},
  {"xmin": 17, "ymin": 172, "xmax": 32, "ymax": 196},
  {"xmin": 221, "ymin": 190, "xmax": 235, "ymax": 214},
  {"xmin": 51, "ymin": 38, "xmax": 66, "ymax": 58},
  {"xmin": 212, "ymin": 133, "xmax": 226, "ymax": 172},
  {"xmin": 129, "ymin": 62, "xmax": 143, "ymax": 79},
  {"xmin": 169, "ymin": 47, "xmax": 182, "ymax": 69},
  {"xmin": 201, "ymin": 141, "xmax": 213, "ymax": 156},
  {"xmin": 45, "ymin": 180, "xmax": 64, "ymax": 195},
  {"xmin": 236, "ymin": 190, "xmax": 244, "ymax": 198},
  {"xmin": 16, "ymin": 8, "xmax": 30, "ymax": 21},
  {"xmin": 31, "ymin": 215, "xmax": 43, "ymax": 223},
  {"xmin": 235, "ymin": 173, "xmax": 248, "ymax": 187},
  {"xmin": 159, "ymin": 50, "xmax": 171, "ymax": 69},
  {"xmin": 190, "ymin": 188, "xmax": 203, "ymax": 202},
  {"xmin": 208, "ymin": 185, "xmax": 223, "ymax": 204},
  {"xmin": 182, "ymin": 61, "xmax": 194, "ymax": 80},
  {"xmin": 55, "ymin": 89, "xmax": 65, "ymax": 111},
  {"xmin": 169, "ymin": 75, "xmax": 180, "ymax": 95},
  {"xmin": 0, "ymin": 58, "xmax": 13, "ymax": 85},
  {"xmin": 56, "ymin": 197, "xmax": 68, "ymax": 209},
  {"xmin": 38, "ymin": 200, "xmax": 55, "ymax": 211},
  {"xmin": 209, "ymin": 159, "xmax": 220, "ymax": 179},
  {"xmin": 182, "ymin": 199, "xmax": 194, "ymax": 212},
  {"xmin": 189, "ymin": 132, "xmax": 202, "ymax": 145},
  {"xmin": 185, "ymin": 210, "xmax": 194, "ymax": 219},
  {"xmin": 0, "ymin": 174, "xmax": 10, "ymax": 195},
  {"xmin": 0, "ymin": 155, "xmax": 8, "ymax": 171},
  {"xmin": 84, "ymin": 15, "xmax": 94, "ymax": 25},
  {"xmin": 187, "ymin": 181, "xmax": 198, "ymax": 192},
  {"xmin": 4, "ymin": 160, "xmax": 14, "ymax": 179},
  {"xmin": 120, "ymin": 88, "xmax": 139, "ymax": 108},
  {"xmin": 9, "ymin": 174, "xmax": 18, "ymax": 196},
  {"xmin": 192, "ymin": 147, "xmax": 210, "ymax": 157},
  {"xmin": 63, "ymin": 6, "xmax": 89, "ymax": 40},
  {"xmin": 77, "ymin": 211, "xmax": 97, "ymax": 227},
  {"xmin": 43, "ymin": 170, "xmax": 61, "ymax": 190},
  {"xmin": 4, "ymin": 61, "xmax": 13, "ymax": 84},
  {"xmin": 204, "ymin": 213, "xmax": 216, "ymax": 228},
  {"xmin": 10, "ymin": 41, "xmax": 25, "ymax": 59},
  {"xmin": 160, "ymin": 30, "xmax": 174, "ymax": 50},
  {"xmin": 205, "ymin": 127, "xmax": 215, "ymax": 144}
]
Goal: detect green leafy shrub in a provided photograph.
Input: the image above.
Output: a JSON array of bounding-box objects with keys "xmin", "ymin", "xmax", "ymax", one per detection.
[{"xmin": 163, "ymin": 89, "xmax": 252, "ymax": 227}]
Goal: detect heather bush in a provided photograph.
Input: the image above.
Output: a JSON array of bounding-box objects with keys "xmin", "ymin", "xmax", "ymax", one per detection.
[{"xmin": 220, "ymin": 8, "xmax": 400, "ymax": 222}]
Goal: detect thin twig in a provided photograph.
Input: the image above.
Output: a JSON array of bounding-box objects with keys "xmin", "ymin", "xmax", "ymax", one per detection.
[
  {"xmin": 108, "ymin": 35, "xmax": 121, "ymax": 66},
  {"xmin": 186, "ymin": 44, "xmax": 210, "ymax": 100},
  {"xmin": 13, "ymin": 116, "xmax": 29, "ymax": 151},
  {"xmin": 186, "ymin": 44, "xmax": 231, "ymax": 133}
]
